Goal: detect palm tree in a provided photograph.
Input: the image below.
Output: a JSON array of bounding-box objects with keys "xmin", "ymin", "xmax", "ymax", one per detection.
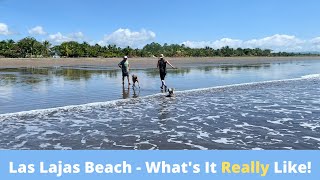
[
  {"xmin": 43, "ymin": 40, "xmax": 51, "ymax": 57},
  {"xmin": 60, "ymin": 42, "xmax": 71, "ymax": 57}
]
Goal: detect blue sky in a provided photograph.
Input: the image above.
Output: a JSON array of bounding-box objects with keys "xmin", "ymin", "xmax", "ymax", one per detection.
[{"xmin": 1, "ymin": 0, "xmax": 320, "ymax": 51}]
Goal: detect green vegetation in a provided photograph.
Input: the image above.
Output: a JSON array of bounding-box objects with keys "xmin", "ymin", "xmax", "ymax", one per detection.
[{"xmin": 0, "ymin": 37, "xmax": 319, "ymax": 58}]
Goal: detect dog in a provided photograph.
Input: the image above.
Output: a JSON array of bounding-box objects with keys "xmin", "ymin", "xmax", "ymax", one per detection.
[
  {"xmin": 166, "ymin": 88, "xmax": 175, "ymax": 97},
  {"xmin": 132, "ymin": 74, "xmax": 140, "ymax": 88}
]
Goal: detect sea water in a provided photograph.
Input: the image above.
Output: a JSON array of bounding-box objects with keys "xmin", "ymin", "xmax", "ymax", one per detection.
[{"xmin": 0, "ymin": 59, "xmax": 319, "ymax": 149}]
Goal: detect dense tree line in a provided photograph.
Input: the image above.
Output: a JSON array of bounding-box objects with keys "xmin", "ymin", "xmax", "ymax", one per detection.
[{"xmin": 0, "ymin": 37, "xmax": 318, "ymax": 58}]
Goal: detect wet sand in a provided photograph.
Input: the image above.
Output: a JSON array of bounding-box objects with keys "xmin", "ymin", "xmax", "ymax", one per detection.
[{"xmin": 1, "ymin": 57, "xmax": 320, "ymax": 69}]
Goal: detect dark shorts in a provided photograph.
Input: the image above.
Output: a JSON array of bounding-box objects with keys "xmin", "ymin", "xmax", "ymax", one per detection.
[
  {"xmin": 122, "ymin": 72, "xmax": 129, "ymax": 77},
  {"xmin": 160, "ymin": 72, "xmax": 166, "ymax": 80}
]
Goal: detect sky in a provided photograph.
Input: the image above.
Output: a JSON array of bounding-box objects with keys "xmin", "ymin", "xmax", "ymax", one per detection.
[{"xmin": 0, "ymin": 0, "xmax": 320, "ymax": 52}]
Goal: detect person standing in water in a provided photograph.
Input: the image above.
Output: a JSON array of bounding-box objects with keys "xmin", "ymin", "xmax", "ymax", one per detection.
[
  {"xmin": 118, "ymin": 56, "xmax": 131, "ymax": 86},
  {"xmin": 157, "ymin": 54, "xmax": 176, "ymax": 90}
]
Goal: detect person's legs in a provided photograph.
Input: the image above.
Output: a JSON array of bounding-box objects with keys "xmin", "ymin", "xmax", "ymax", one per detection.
[
  {"xmin": 127, "ymin": 76, "xmax": 131, "ymax": 85},
  {"xmin": 161, "ymin": 80, "xmax": 166, "ymax": 87},
  {"xmin": 160, "ymin": 73, "xmax": 167, "ymax": 89},
  {"xmin": 123, "ymin": 72, "xmax": 129, "ymax": 86},
  {"xmin": 162, "ymin": 80, "xmax": 167, "ymax": 89},
  {"xmin": 160, "ymin": 74, "xmax": 164, "ymax": 89}
]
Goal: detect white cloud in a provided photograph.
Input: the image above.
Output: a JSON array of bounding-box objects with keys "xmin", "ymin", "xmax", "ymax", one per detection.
[
  {"xmin": 48, "ymin": 32, "xmax": 72, "ymax": 43},
  {"xmin": 47, "ymin": 32, "xmax": 85, "ymax": 44},
  {"xmin": 213, "ymin": 38, "xmax": 243, "ymax": 49},
  {"xmin": 310, "ymin": 37, "xmax": 320, "ymax": 50},
  {"xmin": 183, "ymin": 38, "xmax": 243, "ymax": 49},
  {"xmin": 27, "ymin": 29, "xmax": 320, "ymax": 52},
  {"xmin": 70, "ymin": 32, "xmax": 84, "ymax": 39},
  {"xmin": 310, "ymin": 37, "xmax": 320, "ymax": 44},
  {"xmin": 0, "ymin": 23, "xmax": 12, "ymax": 35},
  {"xmin": 181, "ymin": 41, "xmax": 207, "ymax": 48},
  {"xmin": 28, "ymin": 26, "xmax": 46, "ymax": 35},
  {"xmin": 244, "ymin": 34, "xmax": 304, "ymax": 51},
  {"xmin": 99, "ymin": 28, "xmax": 156, "ymax": 48},
  {"xmin": 183, "ymin": 34, "xmax": 307, "ymax": 52}
]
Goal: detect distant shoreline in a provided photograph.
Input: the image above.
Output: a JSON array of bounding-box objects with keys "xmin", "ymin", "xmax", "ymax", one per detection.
[{"xmin": 1, "ymin": 56, "xmax": 320, "ymax": 69}]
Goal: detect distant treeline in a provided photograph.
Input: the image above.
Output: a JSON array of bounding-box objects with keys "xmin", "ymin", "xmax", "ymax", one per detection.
[{"xmin": 0, "ymin": 37, "xmax": 319, "ymax": 58}]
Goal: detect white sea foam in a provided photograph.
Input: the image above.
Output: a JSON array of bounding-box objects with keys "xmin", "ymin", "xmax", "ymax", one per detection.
[
  {"xmin": 0, "ymin": 74, "xmax": 319, "ymax": 150},
  {"xmin": 303, "ymin": 136, "xmax": 320, "ymax": 142},
  {"xmin": 299, "ymin": 122, "xmax": 320, "ymax": 131},
  {"xmin": 212, "ymin": 138, "xmax": 235, "ymax": 144},
  {"xmin": 184, "ymin": 142, "xmax": 208, "ymax": 150},
  {"xmin": 267, "ymin": 118, "xmax": 293, "ymax": 125},
  {"xmin": 0, "ymin": 74, "xmax": 319, "ymax": 119},
  {"xmin": 301, "ymin": 74, "xmax": 320, "ymax": 79}
]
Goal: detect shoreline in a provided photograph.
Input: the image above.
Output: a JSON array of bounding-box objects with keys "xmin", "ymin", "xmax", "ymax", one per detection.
[{"xmin": 1, "ymin": 56, "xmax": 320, "ymax": 69}]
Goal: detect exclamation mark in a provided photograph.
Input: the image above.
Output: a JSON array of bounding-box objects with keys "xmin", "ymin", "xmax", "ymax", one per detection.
[{"xmin": 307, "ymin": 162, "xmax": 311, "ymax": 173}]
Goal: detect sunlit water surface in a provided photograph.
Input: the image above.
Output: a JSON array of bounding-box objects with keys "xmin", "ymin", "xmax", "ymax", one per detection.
[{"xmin": 0, "ymin": 59, "xmax": 319, "ymax": 149}]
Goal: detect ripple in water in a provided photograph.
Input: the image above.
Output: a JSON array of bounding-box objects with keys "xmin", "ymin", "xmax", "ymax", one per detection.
[{"xmin": 0, "ymin": 76, "xmax": 319, "ymax": 150}]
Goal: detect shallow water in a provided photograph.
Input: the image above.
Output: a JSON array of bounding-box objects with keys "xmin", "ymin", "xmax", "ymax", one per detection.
[
  {"xmin": 1, "ymin": 59, "xmax": 320, "ymax": 114},
  {"xmin": 0, "ymin": 59, "xmax": 320, "ymax": 150},
  {"xmin": 0, "ymin": 77, "xmax": 319, "ymax": 150}
]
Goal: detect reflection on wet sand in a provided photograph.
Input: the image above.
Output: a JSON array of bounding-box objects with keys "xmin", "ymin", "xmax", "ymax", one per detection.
[
  {"xmin": 0, "ymin": 67, "xmax": 119, "ymax": 85},
  {"xmin": 200, "ymin": 63, "xmax": 271, "ymax": 72},
  {"xmin": 1, "ymin": 60, "xmax": 320, "ymax": 114},
  {"xmin": 146, "ymin": 68, "xmax": 191, "ymax": 77},
  {"xmin": 145, "ymin": 63, "xmax": 271, "ymax": 77},
  {"xmin": 122, "ymin": 86, "xmax": 141, "ymax": 99},
  {"xmin": 122, "ymin": 86, "xmax": 130, "ymax": 99},
  {"xmin": 0, "ymin": 64, "xmax": 271, "ymax": 85},
  {"xmin": 132, "ymin": 88, "xmax": 140, "ymax": 98}
]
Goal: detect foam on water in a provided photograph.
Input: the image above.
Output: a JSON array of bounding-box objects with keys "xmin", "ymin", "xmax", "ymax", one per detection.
[
  {"xmin": 0, "ymin": 74, "xmax": 319, "ymax": 150},
  {"xmin": 301, "ymin": 74, "xmax": 320, "ymax": 79},
  {"xmin": 1, "ymin": 73, "xmax": 319, "ymax": 119}
]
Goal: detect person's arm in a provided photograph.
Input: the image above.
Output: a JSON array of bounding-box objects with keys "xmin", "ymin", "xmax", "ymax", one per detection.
[
  {"xmin": 166, "ymin": 60, "xmax": 176, "ymax": 69},
  {"xmin": 118, "ymin": 61, "xmax": 122, "ymax": 69},
  {"xmin": 157, "ymin": 60, "xmax": 159, "ymax": 68}
]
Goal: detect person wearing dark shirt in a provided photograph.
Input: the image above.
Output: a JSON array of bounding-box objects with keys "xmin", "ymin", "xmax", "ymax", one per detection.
[{"xmin": 157, "ymin": 54, "xmax": 176, "ymax": 89}]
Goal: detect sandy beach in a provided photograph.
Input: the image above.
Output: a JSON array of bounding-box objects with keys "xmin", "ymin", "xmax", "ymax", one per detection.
[{"xmin": 1, "ymin": 57, "xmax": 320, "ymax": 69}]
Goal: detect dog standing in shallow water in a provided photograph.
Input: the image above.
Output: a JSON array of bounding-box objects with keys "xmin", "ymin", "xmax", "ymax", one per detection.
[
  {"xmin": 166, "ymin": 88, "xmax": 175, "ymax": 97},
  {"xmin": 132, "ymin": 74, "xmax": 140, "ymax": 88}
]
